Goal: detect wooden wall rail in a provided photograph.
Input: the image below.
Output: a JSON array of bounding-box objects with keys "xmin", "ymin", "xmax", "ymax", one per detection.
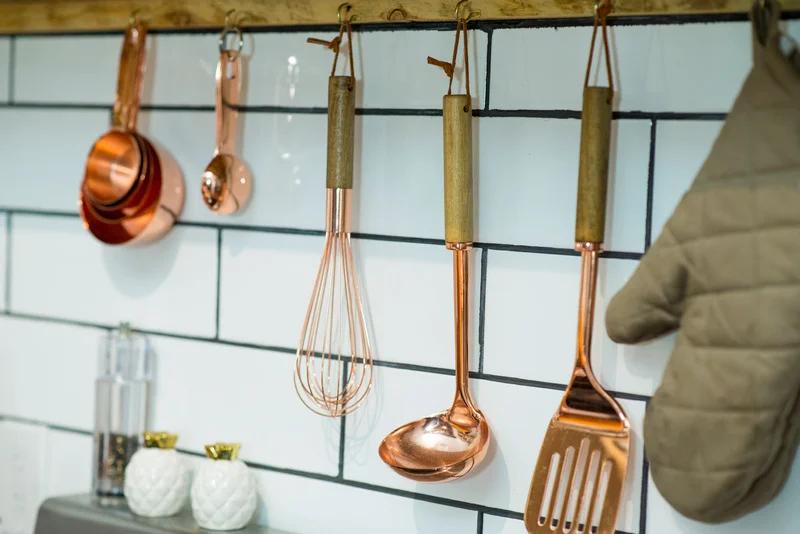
[{"xmin": 1, "ymin": 0, "xmax": 798, "ymax": 33}]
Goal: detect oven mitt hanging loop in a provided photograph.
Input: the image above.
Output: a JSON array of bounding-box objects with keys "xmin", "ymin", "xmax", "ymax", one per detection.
[{"xmin": 605, "ymin": 0, "xmax": 800, "ymax": 524}]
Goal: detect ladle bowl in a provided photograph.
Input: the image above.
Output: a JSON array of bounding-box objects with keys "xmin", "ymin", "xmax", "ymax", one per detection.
[
  {"xmin": 201, "ymin": 153, "xmax": 252, "ymax": 214},
  {"xmin": 379, "ymin": 407, "xmax": 489, "ymax": 482}
]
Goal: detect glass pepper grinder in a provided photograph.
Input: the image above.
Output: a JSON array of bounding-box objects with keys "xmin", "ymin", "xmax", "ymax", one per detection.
[{"xmin": 93, "ymin": 322, "xmax": 153, "ymax": 499}]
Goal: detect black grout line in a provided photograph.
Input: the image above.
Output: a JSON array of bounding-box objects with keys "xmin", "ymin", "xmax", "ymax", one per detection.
[
  {"xmin": 337, "ymin": 415, "xmax": 347, "ymax": 479},
  {"xmin": 0, "ymin": 208, "xmax": 79, "ymax": 218},
  {"xmin": 613, "ymin": 111, "xmax": 726, "ymax": 121},
  {"xmin": 0, "ymin": 309, "xmax": 652, "ymax": 402},
  {"xmin": 356, "ymin": 107, "xmax": 441, "ymax": 116},
  {"xmin": 214, "ymin": 228, "xmax": 222, "ymax": 340},
  {"xmin": 476, "ymin": 511, "xmax": 484, "ymax": 533},
  {"xmin": 0, "ymin": 207, "xmax": 645, "ymax": 260},
  {"xmin": 374, "ymin": 359, "xmax": 454, "ymax": 376},
  {"xmin": 475, "ymin": 241, "xmax": 642, "ymax": 260},
  {"xmin": 477, "ymin": 109, "xmax": 728, "ymax": 121},
  {"xmin": 178, "ymin": 219, "xmax": 326, "ymax": 236},
  {"xmin": 3, "ymin": 11, "xmax": 799, "ymax": 38},
  {"xmin": 4, "ymin": 213, "xmax": 10, "ymax": 311},
  {"xmin": 351, "ymin": 231, "xmax": 442, "ymax": 246},
  {"xmin": 477, "ymin": 109, "xmax": 581, "ymax": 119},
  {"xmin": 477, "ymin": 248, "xmax": 488, "ymax": 374},
  {"xmin": 0, "ymin": 414, "xmax": 92, "ymax": 437},
  {"xmin": 7, "ymin": 35, "xmax": 14, "ymax": 103},
  {"xmin": 483, "ymin": 29, "xmax": 493, "ymax": 112},
  {"xmin": 141, "ymin": 103, "xmax": 214, "ymax": 112},
  {"xmin": 2, "ymin": 101, "xmax": 112, "ymax": 110},
  {"xmin": 0, "ymin": 99, "xmax": 729, "ymax": 122},
  {"xmin": 2, "ymin": 310, "xmax": 113, "ymax": 331},
  {"xmin": 639, "ymin": 458, "xmax": 650, "ymax": 534},
  {"xmin": 337, "ymin": 360, "xmax": 349, "ymax": 480},
  {"xmin": 644, "ymin": 120, "xmax": 657, "ymax": 251}
]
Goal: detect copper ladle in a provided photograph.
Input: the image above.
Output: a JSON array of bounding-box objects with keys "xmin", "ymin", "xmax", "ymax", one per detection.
[
  {"xmin": 378, "ymin": 94, "xmax": 490, "ymax": 483},
  {"xmin": 201, "ymin": 28, "xmax": 252, "ymax": 214}
]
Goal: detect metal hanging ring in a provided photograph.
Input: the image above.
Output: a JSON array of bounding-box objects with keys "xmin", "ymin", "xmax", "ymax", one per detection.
[{"xmin": 219, "ymin": 10, "xmax": 244, "ymax": 61}]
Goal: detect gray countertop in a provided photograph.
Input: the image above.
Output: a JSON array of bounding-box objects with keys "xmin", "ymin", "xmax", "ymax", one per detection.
[{"xmin": 34, "ymin": 494, "xmax": 296, "ymax": 534}]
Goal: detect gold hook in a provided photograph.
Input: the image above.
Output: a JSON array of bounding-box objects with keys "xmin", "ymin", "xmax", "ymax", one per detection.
[
  {"xmin": 455, "ymin": 0, "xmax": 480, "ymax": 22},
  {"xmin": 388, "ymin": 7, "xmax": 408, "ymax": 21},
  {"xmin": 594, "ymin": 0, "xmax": 612, "ymax": 19},
  {"xmin": 224, "ymin": 8, "xmax": 235, "ymax": 26},
  {"xmin": 128, "ymin": 9, "xmax": 150, "ymax": 25},
  {"xmin": 309, "ymin": 3, "xmax": 357, "ymax": 89},
  {"xmin": 338, "ymin": 3, "xmax": 360, "ymax": 23}
]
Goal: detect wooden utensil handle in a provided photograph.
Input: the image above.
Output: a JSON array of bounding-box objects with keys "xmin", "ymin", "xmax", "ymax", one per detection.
[
  {"xmin": 443, "ymin": 95, "xmax": 473, "ymax": 244},
  {"xmin": 575, "ymin": 87, "xmax": 613, "ymax": 244},
  {"xmin": 326, "ymin": 76, "xmax": 356, "ymax": 189}
]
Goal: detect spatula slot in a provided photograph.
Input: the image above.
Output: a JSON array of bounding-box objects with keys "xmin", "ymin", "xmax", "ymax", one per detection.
[
  {"xmin": 589, "ymin": 460, "xmax": 612, "ymax": 533},
  {"xmin": 538, "ymin": 452, "xmax": 562, "ymax": 527},
  {"xmin": 562, "ymin": 438, "xmax": 591, "ymax": 533},
  {"xmin": 550, "ymin": 446, "xmax": 576, "ymax": 529},
  {"xmin": 574, "ymin": 449, "xmax": 601, "ymax": 533}
]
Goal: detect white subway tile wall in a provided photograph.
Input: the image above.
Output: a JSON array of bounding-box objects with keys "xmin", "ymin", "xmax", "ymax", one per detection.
[
  {"xmin": 0, "ymin": 15, "xmax": 797, "ymax": 534},
  {"xmin": 0, "ymin": 109, "xmax": 109, "ymax": 212},
  {"xmin": 0, "ymin": 213, "xmax": 6, "ymax": 311},
  {"xmin": 0, "ymin": 37, "xmax": 9, "ymax": 102}
]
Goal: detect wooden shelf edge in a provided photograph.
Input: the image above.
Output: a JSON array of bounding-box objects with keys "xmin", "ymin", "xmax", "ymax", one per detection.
[{"xmin": 0, "ymin": 0, "xmax": 797, "ymax": 33}]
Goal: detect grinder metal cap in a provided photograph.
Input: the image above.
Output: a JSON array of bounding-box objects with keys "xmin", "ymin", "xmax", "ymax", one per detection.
[
  {"xmin": 142, "ymin": 431, "xmax": 178, "ymax": 449},
  {"xmin": 205, "ymin": 442, "xmax": 241, "ymax": 461}
]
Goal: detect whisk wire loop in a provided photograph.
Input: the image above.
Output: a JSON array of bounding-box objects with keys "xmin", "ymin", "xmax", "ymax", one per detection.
[{"xmin": 295, "ymin": 189, "xmax": 373, "ymax": 417}]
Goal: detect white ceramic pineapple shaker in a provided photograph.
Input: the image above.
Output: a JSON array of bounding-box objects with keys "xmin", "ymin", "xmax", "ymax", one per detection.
[
  {"xmin": 191, "ymin": 442, "xmax": 257, "ymax": 531},
  {"xmin": 124, "ymin": 431, "xmax": 190, "ymax": 517}
]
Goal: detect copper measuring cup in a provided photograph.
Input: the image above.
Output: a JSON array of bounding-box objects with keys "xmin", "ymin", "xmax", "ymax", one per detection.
[
  {"xmin": 81, "ymin": 135, "xmax": 158, "ymax": 224},
  {"xmin": 83, "ymin": 134, "xmax": 153, "ymax": 221},
  {"xmin": 80, "ymin": 16, "xmax": 185, "ymax": 245},
  {"xmin": 83, "ymin": 19, "xmax": 147, "ymax": 208}
]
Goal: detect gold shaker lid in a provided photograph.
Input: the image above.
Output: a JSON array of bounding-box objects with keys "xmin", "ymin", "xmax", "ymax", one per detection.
[
  {"xmin": 205, "ymin": 442, "xmax": 241, "ymax": 461},
  {"xmin": 143, "ymin": 431, "xmax": 178, "ymax": 449}
]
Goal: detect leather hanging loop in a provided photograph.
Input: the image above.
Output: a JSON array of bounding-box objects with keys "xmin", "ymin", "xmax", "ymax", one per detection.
[
  {"xmin": 584, "ymin": 1, "xmax": 615, "ymax": 103},
  {"xmin": 307, "ymin": 3, "xmax": 357, "ymax": 90},
  {"xmin": 427, "ymin": 1, "xmax": 479, "ymax": 97}
]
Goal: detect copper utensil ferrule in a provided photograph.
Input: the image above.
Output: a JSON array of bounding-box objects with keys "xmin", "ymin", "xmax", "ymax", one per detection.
[{"xmin": 325, "ymin": 188, "xmax": 351, "ymax": 234}]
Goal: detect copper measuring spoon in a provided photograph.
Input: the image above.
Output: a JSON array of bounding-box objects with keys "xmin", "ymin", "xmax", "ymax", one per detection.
[
  {"xmin": 83, "ymin": 18, "xmax": 147, "ymax": 207},
  {"xmin": 378, "ymin": 94, "xmax": 490, "ymax": 483},
  {"xmin": 201, "ymin": 26, "xmax": 252, "ymax": 214}
]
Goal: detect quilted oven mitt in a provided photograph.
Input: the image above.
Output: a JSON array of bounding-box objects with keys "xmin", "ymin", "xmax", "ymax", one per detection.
[{"xmin": 605, "ymin": 0, "xmax": 800, "ymax": 524}]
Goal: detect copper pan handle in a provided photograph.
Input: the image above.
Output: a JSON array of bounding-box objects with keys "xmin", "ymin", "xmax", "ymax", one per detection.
[
  {"xmin": 112, "ymin": 20, "xmax": 147, "ymax": 131},
  {"xmin": 575, "ymin": 86, "xmax": 612, "ymax": 245},
  {"xmin": 443, "ymin": 94, "xmax": 473, "ymax": 245}
]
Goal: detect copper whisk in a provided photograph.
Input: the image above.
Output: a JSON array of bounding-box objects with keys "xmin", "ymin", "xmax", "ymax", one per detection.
[{"xmin": 295, "ymin": 10, "xmax": 373, "ymax": 418}]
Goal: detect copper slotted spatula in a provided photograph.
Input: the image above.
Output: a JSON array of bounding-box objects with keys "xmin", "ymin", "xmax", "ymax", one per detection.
[{"xmin": 524, "ymin": 5, "xmax": 630, "ymax": 534}]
